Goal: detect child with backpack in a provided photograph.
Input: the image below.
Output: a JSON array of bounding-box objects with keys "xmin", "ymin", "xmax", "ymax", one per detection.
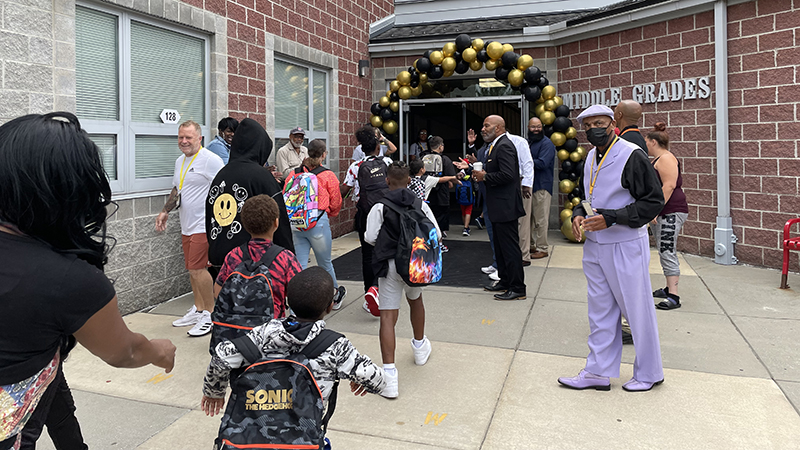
[
  {"xmin": 201, "ymin": 266, "xmax": 386, "ymax": 450},
  {"xmin": 283, "ymin": 139, "xmax": 346, "ymax": 309},
  {"xmin": 454, "ymin": 172, "xmax": 475, "ymax": 237},
  {"xmin": 365, "ymin": 162, "xmax": 442, "ymax": 399},
  {"xmin": 407, "ymin": 159, "xmax": 458, "ymax": 202},
  {"xmin": 419, "ymin": 136, "xmax": 455, "ymax": 248}
]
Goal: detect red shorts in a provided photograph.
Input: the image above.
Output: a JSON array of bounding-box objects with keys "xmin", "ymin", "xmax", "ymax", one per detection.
[
  {"xmin": 460, "ymin": 204, "xmax": 473, "ymax": 216},
  {"xmin": 181, "ymin": 233, "xmax": 209, "ymax": 270}
]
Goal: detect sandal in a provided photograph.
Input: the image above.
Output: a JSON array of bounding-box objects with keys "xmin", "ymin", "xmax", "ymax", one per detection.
[
  {"xmin": 653, "ymin": 287, "xmax": 669, "ymax": 298},
  {"xmin": 656, "ymin": 296, "xmax": 681, "ymax": 310}
]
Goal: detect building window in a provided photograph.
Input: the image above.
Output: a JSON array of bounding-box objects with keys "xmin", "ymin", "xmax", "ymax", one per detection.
[
  {"xmin": 75, "ymin": 4, "xmax": 209, "ymax": 196},
  {"xmin": 274, "ymin": 59, "xmax": 329, "ymax": 161}
]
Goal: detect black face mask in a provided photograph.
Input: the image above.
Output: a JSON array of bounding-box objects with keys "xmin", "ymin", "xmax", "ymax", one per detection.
[
  {"xmin": 586, "ymin": 127, "xmax": 611, "ymax": 148},
  {"xmin": 528, "ymin": 131, "xmax": 544, "ymax": 142}
]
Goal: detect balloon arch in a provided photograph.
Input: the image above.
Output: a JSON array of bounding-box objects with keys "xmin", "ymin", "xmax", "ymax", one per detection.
[{"xmin": 368, "ymin": 33, "xmax": 587, "ymax": 241}]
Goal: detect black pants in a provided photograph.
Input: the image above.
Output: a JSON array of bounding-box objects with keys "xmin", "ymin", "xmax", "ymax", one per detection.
[
  {"xmin": 430, "ymin": 203, "xmax": 450, "ymax": 232},
  {"xmin": 355, "ymin": 208, "xmax": 377, "ymax": 292},
  {"xmin": 492, "ymin": 219, "xmax": 526, "ymax": 293}
]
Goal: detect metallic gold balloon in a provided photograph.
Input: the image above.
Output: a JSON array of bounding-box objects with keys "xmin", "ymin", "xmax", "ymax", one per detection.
[
  {"xmin": 411, "ymin": 85, "xmax": 423, "ymax": 96},
  {"xmin": 542, "ymin": 85, "xmax": 556, "ymax": 100},
  {"xmin": 553, "ymin": 96, "xmax": 563, "ymax": 107},
  {"xmin": 576, "ymin": 146, "xmax": 587, "ymax": 158},
  {"xmin": 502, "ymin": 43, "xmax": 514, "ymax": 53},
  {"xmin": 534, "ymin": 103, "xmax": 546, "ymax": 117},
  {"xmin": 571, "ymin": 197, "xmax": 581, "ymax": 207},
  {"xmin": 508, "ymin": 69, "xmax": 524, "ymax": 86},
  {"xmin": 544, "ymin": 99, "xmax": 557, "ymax": 111},
  {"xmin": 398, "ymin": 86, "xmax": 412, "ymax": 100},
  {"xmin": 536, "ymin": 96, "xmax": 545, "ymax": 104},
  {"xmin": 517, "ymin": 54, "xmax": 533, "ymax": 70},
  {"xmin": 569, "ymin": 151, "xmax": 582, "ymax": 162},
  {"xmin": 462, "ymin": 48, "xmax": 477, "ymax": 63},
  {"xmin": 389, "ymin": 101, "xmax": 399, "ymax": 112},
  {"xmin": 442, "ymin": 57, "xmax": 457, "ymax": 72},
  {"xmin": 485, "ymin": 59, "xmax": 499, "ymax": 71},
  {"xmin": 559, "ymin": 179, "xmax": 575, "ymax": 194},
  {"xmin": 560, "ymin": 208, "xmax": 573, "ymax": 224},
  {"xmin": 379, "ymin": 96, "xmax": 390, "ymax": 107},
  {"xmin": 386, "ymin": 90, "xmax": 392, "ymax": 99},
  {"xmin": 471, "ymin": 38, "xmax": 484, "ymax": 51},
  {"xmin": 413, "ymin": 59, "xmax": 419, "ymax": 70},
  {"xmin": 469, "ymin": 60, "xmax": 483, "ymax": 71},
  {"xmin": 540, "ymin": 110, "xmax": 556, "ymax": 125},
  {"xmin": 551, "ymin": 132, "xmax": 566, "ymax": 147},
  {"xmin": 443, "ymin": 70, "xmax": 454, "ymax": 78},
  {"xmin": 419, "ymin": 73, "xmax": 428, "ymax": 84},
  {"xmin": 566, "ymin": 127, "xmax": 577, "ymax": 139},
  {"xmin": 557, "ymin": 149, "xmax": 569, "ymax": 161},
  {"xmin": 442, "ymin": 42, "xmax": 456, "ymax": 57},
  {"xmin": 564, "ymin": 200, "xmax": 573, "ymax": 210},
  {"xmin": 382, "ymin": 120, "xmax": 398, "ymax": 135},
  {"xmin": 370, "ymin": 115, "xmax": 383, "ymax": 128},
  {"xmin": 397, "ymin": 71, "xmax": 412, "ymax": 86},
  {"xmin": 561, "ymin": 220, "xmax": 579, "ymax": 243},
  {"xmin": 390, "ymin": 80, "xmax": 400, "ymax": 92},
  {"xmin": 486, "ymin": 41, "xmax": 504, "ymax": 60},
  {"xmin": 429, "ymin": 51, "xmax": 444, "ymax": 65}
]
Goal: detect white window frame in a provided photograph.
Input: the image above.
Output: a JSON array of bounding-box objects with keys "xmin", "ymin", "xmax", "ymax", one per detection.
[
  {"xmin": 77, "ymin": 2, "xmax": 211, "ymax": 198},
  {"xmin": 274, "ymin": 57, "xmax": 329, "ymax": 164}
]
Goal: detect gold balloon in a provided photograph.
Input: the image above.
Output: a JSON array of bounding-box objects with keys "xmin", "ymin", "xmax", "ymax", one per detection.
[
  {"xmin": 462, "ymin": 48, "xmax": 477, "ymax": 63},
  {"xmin": 442, "ymin": 57, "xmax": 457, "ymax": 72},
  {"xmin": 390, "ymin": 80, "xmax": 400, "ymax": 92},
  {"xmin": 502, "ymin": 43, "xmax": 514, "ymax": 53},
  {"xmin": 560, "ymin": 208, "xmax": 573, "ymax": 224},
  {"xmin": 561, "ymin": 220, "xmax": 579, "ymax": 243},
  {"xmin": 571, "ymin": 197, "xmax": 581, "ymax": 207},
  {"xmin": 382, "ymin": 120, "xmax": 398, "ymax": 135},
  {"xmin": 557, "ymin": 149, "xmax": 569, "ymax": 161},
  {"xmin": 534, "ymin": 103, "xmax": 546, "ymax": 118},
  {"xmin": 469, "ymin": 60, "xmax": 483, "ymax": 71},
  {"xmin": 379, "ymin": 96, "xmax": 390, "ymax": 107},
  {"xmin": 542, "ymin": 85, "xmax": 556, "ymax": 100},
  {"xmin": 413, "ymin": 59, "xmax": 419, "ymax": 70},
  {"xmin": 554, "ymin": 96, "xmax": 563, "ymax": 107},
  {"xmin": 551, "ymin": 132, "xmax": 566, "ymax": 147},
  {"xmin": 397, "ymin": 71, "xmax": 412, "ymax": 86},
  {"xmin": 559, "ymin": 179, "xmax": 575, "ymax": 194},
  {"xmin": 398, "ymin": 86, "xmax": 412, "ymax": 100},
  {"xmin": 566, "ymin": 127, "xmax": 577, "ymax": 139},
  {"xmin": 472, "ymin": 38, "xmax": 484, "ymax": 51},
  {"xmin": 564, "ymin": 200, "xmax": 573, "ymax": 210},
  {"xmin": 540, "ymin": 111, "xmax": 556, "ymax": 125},
  {"xmin": 517, "ymin": 54, "xmax": 533, "ymax": 70},
  {"xmin": 370, "ymin": 115, "xmax": 383, "ymax": 128},
  {"xmin": 419, "ymin": 73, "xmax": 428, "ymax": 84},
  {"xmin": 544, "ymin": 99, "xmax": 557, "ymax": 111},
  {"xmin": 411, "ymin": 85, "xmax": 423, "ymax": 96},
  {"xmin": 389, "ymin": 101, "xmax": 399, "ymax": 112},
  {"xmin": 508, "ymin": 69, "xmax": 524, "ymax": 87},
  {"xmin": 576, "ymin": 146, "xmax": 587, "ymax": 158},
  {"xmin": 485, "ymin": 59, "xmax": 499, "ymax": 71},
  {"xmin": 486, "ymin": 41, "xmax": 504, "ymax": 60},
  {"xmin": 442, "ymin": 42, "xmax": 456, "ymax": 57},
  {"xmin": 429, "ymin": 51, "xmax": 444, "ymax": 65},
  {"xmin": 386, "ymin": 90, "xmax": 392, "ymax": 99},
  {"xmin": 536, "ymin": 96, "xmax": 545, "ymax": 104},
  {"xmin": 569, "ymin": 151, "xmax": 582, "ymax": 162},
  {"xmin": 443, "ymin": 70, "xmax": 454, "ymax": 78}
]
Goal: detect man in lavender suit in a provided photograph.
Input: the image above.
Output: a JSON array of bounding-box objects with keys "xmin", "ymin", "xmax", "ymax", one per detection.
[{"xmin": 558, "ymin": 104, "xmax": 665, "ymax": 392}]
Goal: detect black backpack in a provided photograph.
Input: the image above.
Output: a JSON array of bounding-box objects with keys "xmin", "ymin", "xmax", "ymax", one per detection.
[
  {"xmin": 210, "ymin": 243, "xmax": 284, "ymax": 356},
  {"xmin": 380, "ymin": 198, "xmax": 443, "ymax": 286},
  {"xmin": 213, "ymin": 329, "xmax": 344, "ymax": 450},
  {"xmin": 356, "ymin": 156, "xmax": 389, "ymax": 213}
]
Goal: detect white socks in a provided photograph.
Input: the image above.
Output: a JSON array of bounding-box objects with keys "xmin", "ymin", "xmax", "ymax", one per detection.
[
  {"xmin": 411, "ymin": 338, "xmax": 425, "ymax": 348},
  {"xmin": 383, "ymin": 363, "xmax": 397, "ymax": 375}
]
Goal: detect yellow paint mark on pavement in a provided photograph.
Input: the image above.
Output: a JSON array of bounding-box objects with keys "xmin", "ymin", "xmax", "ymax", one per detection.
[
  {"xmin": 425, "ymin": 411, "xmax": 447, "ymax": 425},
  {"xmin": 147, "ymin": 373, "xmax": 174, "ymax": 384},
  {"xmin": 482, "ymin": 319, "xmax": 495, "ymax": 325}
]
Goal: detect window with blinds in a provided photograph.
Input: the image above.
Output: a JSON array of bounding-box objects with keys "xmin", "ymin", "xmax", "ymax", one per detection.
[
  {"xmin": 89, "ymin": 134, "xmax": 118, "ymax": 180},
  {"xmin": 135, "ymin": 136, "xmax": 182, "ymax": 179},
  {"xmin": 274, "ymin": 58, "xmax": 329, "ymax": 164},
  {"xmin": 75, "ymin": 8, "xmax": 118, "ymax": 121}
]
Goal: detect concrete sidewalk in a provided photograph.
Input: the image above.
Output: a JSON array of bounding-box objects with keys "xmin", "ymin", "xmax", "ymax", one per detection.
[{"xmin": 44, "ymin": 228, "xmax": 800, "ymax": 449}]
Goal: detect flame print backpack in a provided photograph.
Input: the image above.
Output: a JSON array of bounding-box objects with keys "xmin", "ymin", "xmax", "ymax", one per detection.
[{"xmin": 380, "ymin": 198, "xmax": 442, "ymax": 286}]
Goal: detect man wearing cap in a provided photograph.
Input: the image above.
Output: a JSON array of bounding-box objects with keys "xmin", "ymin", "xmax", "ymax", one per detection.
[
  {"xmin": 558, "ymin": 104, "xmax": 665, "ymax": 392},
  {"xmin": 276, "ymin": 127, "xmax": 309, "ymax": 180}
]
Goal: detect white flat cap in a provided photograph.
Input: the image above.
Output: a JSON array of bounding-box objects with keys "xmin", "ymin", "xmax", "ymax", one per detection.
[{"xmin": 576, "ymin": 105, "xmax": 614, "ymax": 123}]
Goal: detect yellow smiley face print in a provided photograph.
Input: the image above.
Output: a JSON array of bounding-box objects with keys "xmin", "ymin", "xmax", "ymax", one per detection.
[{"xmin": 213, "ymin": 193, "xmax": 237, "ymax": 227}]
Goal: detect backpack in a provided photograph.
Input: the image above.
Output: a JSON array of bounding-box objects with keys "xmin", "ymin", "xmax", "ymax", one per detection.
[
  {"xmin": 380, "ymin": 198, "xmax": 442, "ymax": 286},
  {"xmin": 422, "ymin": 153, "xmax": 443, "ymax": 176},
  {"xmin": 214, "ymin": 329, "xmax": 344, "ymax": 450},
  {"xmin": 455, "ymin": 180, "xmax": 474, "ymax": 206},
  {"xmin": 356, "ymin": 156, "xmax": 389, "ymax": 212},
  {"xmin": 283, "ymin": 166, "xmax": 329, "ymax": 231},
  {"xmin": 210, "ymin": 243, "xmax": 284, "ymax": 355}
]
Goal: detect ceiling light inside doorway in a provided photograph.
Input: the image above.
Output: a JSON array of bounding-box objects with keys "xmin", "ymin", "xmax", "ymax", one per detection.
[{"xmin": 479, "ymin": 78, "xmax": 505, "ymax": 88}]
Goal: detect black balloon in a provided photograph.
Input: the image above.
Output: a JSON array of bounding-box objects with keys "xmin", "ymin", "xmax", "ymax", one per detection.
[
  {"xmin": 453, "ymin": 51, "xmax": 462, "ymax": 63},
  {"xmin": 562, "ymin": 160, "xmax": 574, "ymax": 172},
  {"xmin": 429, "ymin": 65, "xmax": 444, "ymax": 79},
  {"xmin": 501, "ymin": 51, "xmax": 519, "ymax": 69},
  {"xmin": 569, "ymin": 172, "xmax": 579, "ymax": 181},
  {"xmin": 416, "ymin": 57, "xmax": 432, "ymax": 74},
  {"xmin": 553, "ymin": 116, "xmax": 571, "ymax": 133},
  {"xmin": 568, "ymin": 193, "xmax": 576, "ymax": 200},
  {"xmin": 544, "ymin": 125, "xmax": 554, "ymax": 138},
  {"xmin": 411, "ymin": 72, "xmax": 420, "ymax": 83},
  {"xmin": 524, "ymin": 66, "xmax": 541, "ymax": 84},
  {"xmin": 423, "ymin": 50, "xmax": 432, "ymax": 58},
  {"xmin": 571, "ymin": 188, "xmax": 581, "ymax": 197},
  {"xmin": 392, "ymin": 111, "xmax": 399, "ymax": 121},
  {"xmin": 558, "ymin": 171, "xmax": 570, "ymax": 180},
  {"xmin": 370, "ymin": 103, "xmax": 382, "ymax": 116},
  {"xmin": 477, "ymin": 49, "xmax": 489, "ymax": 62},
  {"xmin": 455, "ymin": 60, "xmax": 470, "ymax": 74},
  {"xmin": 522, "ymin": 85, "xmax": 542, "ymax": 102},
  {"xmin": 555, "ymin": 105, "xmax": 571, "ymax": 117},
  {"xmin": 390, "ymin": 92, "xmax": 400, "ymax": 102},
  {"xmin": 410, "ymin": 80, "xmax": 419, "ymax": 88},
  {"xmin": 538, "ymin": 76, "xmax": 549, "ymax": 89},
  {"xmin": 575, "ymin": 161, "xmax": 585, "ymax": 174},
  {"xmin": 455, "ymin": 34, "xmax": 472, "ymax": 51},
  {"xmin": 564, "ymin": 138, "xmax": 578, "ymax": 152},
  {"xmin": 495, "ymin": 67, "xmax": 510, "ymax": 81},
  {"xmin": 380, "ymin": 108, "xmax": 393, "ymax": 121}
]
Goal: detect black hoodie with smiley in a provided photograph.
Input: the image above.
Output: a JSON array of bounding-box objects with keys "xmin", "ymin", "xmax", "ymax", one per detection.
[{"xmin": 205, "ymin": 118, "xmax": 295, "ymax": 268}]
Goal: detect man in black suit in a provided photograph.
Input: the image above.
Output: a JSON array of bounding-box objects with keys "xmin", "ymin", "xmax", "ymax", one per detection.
[{"xmin": 467, "ymin": 115, "xmax": 527, "ymax": 300}]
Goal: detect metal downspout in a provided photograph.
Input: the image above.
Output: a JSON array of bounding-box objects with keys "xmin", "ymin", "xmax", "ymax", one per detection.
[{"xmin": 714, "ymin": 0, "xmax": 738, "ymax": 264}]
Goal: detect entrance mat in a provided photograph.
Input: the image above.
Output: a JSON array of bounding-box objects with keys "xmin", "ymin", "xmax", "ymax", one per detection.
[{"xmin": 332, "ymin": 239, "xmax": 493, "ymax": 289}]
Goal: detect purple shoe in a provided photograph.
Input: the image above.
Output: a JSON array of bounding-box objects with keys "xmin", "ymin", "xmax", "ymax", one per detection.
[
  {"xmin": 558, "ymin": 369, "xmax": 611, "ymax": 391},
  {"xmin": 622, "ymin": 378, "xmax": 664, "ymax": 392}
]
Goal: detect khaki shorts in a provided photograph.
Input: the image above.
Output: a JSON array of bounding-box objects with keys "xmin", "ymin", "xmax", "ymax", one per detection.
[{"xmin": 181, "ymin": 233, "xmax": 209, "ymax": 270}]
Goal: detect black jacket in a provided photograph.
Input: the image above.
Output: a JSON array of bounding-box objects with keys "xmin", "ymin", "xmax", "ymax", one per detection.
[
  {"xmin": 484, "ymin": 134, "xmax": 525, "ymax": 223},
  {"xmin": 205, "ymin": 118, "xmax": 294, "ymax": 267}
]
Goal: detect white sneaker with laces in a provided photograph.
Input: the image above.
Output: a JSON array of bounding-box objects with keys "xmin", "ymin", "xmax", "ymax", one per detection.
[
  {"xmin": 380, "ymin": 370, "xmax": 399, "ymax": 399},
  {"xmin": 187, "ymin": 310, "xmax": 213, "ymax": 337},
  {"xmin": 489, "ymin": 271, "xmax": 500, "ymax": 281},
  {"xmin": 172, "ymin": 305, "xmax": 202, "ymax": 327},
  {"xmin": 481, "ymin": 265, "xmax": 497, "ymax": 275},
  {"xmin": 412, "ymin": 336, "xmax": 432, "ymax": 365}
]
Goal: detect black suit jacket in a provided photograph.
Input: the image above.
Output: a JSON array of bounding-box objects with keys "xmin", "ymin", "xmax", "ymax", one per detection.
[{"xmin": 484, "ymin": 134, "xmax": 525, "ymax": 223}]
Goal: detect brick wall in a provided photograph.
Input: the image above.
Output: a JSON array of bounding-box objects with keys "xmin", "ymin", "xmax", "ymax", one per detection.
[{"xmin": 557, "ymin": 0, "xmax": 799, "ymax": 270}]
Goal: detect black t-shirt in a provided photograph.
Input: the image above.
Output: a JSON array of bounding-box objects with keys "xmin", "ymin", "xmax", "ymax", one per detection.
[{"xmin": 0, "ymin": 232, "xmax": 115, "ymax": 384}]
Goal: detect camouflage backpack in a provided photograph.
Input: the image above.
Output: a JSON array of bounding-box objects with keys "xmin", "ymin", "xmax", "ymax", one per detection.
[
  {"xmin": 210, "ymin": 243, "xmax": 284, "ymax": 356},
  {"xmin": 213, "ymin": 329, "xmax": 344, "ymax": 450}
]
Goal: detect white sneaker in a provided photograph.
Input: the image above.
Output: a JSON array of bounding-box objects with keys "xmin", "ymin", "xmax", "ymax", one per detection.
[
  {"xmin": 481, "ymin": 265, "xmax": 497, "ymax": 275},
  {"xmin": 332, "ymin": 286, "xmax": 347, "ymax": 310},
  {"xmin": 380, "ymin": 369, "xmax": 398, "ymax": 399},
  {"xmin": 489, "ymin": 271, "xmax": 500, "ymax": 281},
  {"xmin": 172, "ymin": 305, "xmax": 202, "ymax": 327},
  {"xmin": 412, "ymin": 336, "xmax": 432, "ymax": 365},
  {"xmin": 188, "ymin": 310, "xmax": 213, "ymax": 337}
]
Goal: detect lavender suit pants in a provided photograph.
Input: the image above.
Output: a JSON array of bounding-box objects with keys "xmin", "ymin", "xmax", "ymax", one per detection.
[{"xmin": 582, "ymin": 235, "xmax": 664, "ymax": 383}]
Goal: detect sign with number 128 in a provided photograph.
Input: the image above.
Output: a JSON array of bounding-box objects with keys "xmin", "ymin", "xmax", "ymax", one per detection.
[{"xmin": 160, "ymin": 109, "xmax": 181, "ymax": 124}]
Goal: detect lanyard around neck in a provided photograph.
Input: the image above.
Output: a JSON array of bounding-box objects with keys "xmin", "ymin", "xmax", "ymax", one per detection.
[
  {"xmin": 588, "ymin": 135, "xmax": 619, "ymax": 198},
  {"xmin": 179, "ymin": 150, "xmax": 200, "ymax": 190}
]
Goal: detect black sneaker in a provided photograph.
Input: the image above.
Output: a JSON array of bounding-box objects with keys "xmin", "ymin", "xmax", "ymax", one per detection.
[
  {"xmin": 653, "ymin": 287, "xmax": 669, "ymax": 298},
  {"xmin": 332, "ymin": 286, "xmax": 346, "ymax": 310},
  {"xmin": 441, "ymin": 244, "xmax": 449, "ymax": 253},
  {"xmin": 475, "ymin": 217, "xmax": 485, "ymax": 229},
  {"xmin": 462, "ymin": 227, "xmax": 470, "ymax": 237},
  {"xmin": 622, "ymin": 329, "xmax": 634, "ymax": 345}
]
